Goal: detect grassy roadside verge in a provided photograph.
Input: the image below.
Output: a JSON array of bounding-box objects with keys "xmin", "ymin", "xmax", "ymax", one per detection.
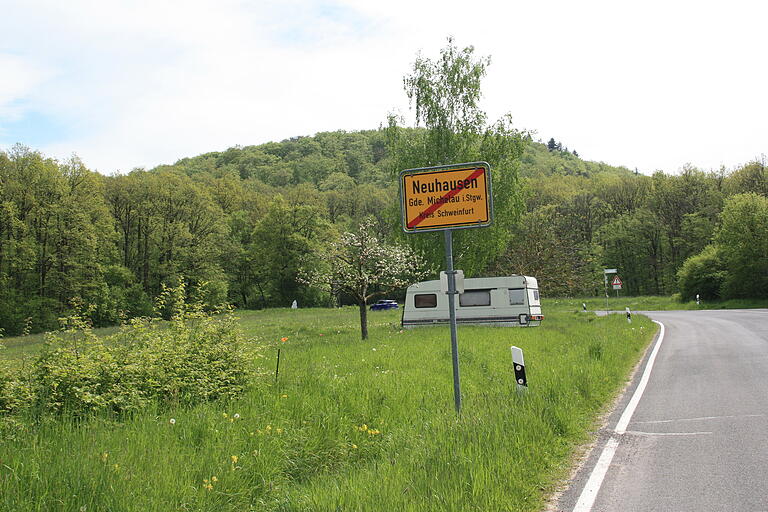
[
  {"xmin": 551, "ymin": 295, "xmax": 768, "ymax": 312},
  {"xmin": 3, "ymin": 294, "xmax": 764, "ymax": 361},
  {"xmin": 1, "ymin": 306, "xmax": 655, "ymax": 511}
]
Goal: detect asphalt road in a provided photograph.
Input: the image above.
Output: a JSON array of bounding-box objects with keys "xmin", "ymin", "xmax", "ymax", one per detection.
[{"xmin": 555, "ymin": 309, "xmax": 768, "ymax": 512}]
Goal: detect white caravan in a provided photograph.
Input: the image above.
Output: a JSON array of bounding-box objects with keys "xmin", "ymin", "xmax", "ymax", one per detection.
[{"xmin": 401, "ymin": 275, "xmax": 543, "ymax": 328}]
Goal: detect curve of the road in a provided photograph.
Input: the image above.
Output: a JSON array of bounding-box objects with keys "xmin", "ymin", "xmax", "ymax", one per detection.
[{"xmin": 555, "ymin": 309, "xmax": 768, "ymax": 512}]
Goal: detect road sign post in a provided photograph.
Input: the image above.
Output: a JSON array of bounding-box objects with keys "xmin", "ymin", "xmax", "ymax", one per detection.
[
  {"xmin": 400, "ymin": 162, "xmax": 493, "ymax": 414},
  {"xmin": 603, "ymin": 269, "xmax": 617, "ymax": 313}
]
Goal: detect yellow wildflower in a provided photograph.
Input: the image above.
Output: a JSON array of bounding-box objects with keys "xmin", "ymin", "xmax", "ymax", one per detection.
[
  {"xmin": 231, "ymin": 455, "xmax": 239, "ymax": 464},
  {"xmin": 101, "ymin": 452, "xmax": 109, "ymax": 463},
  {"xmin": 211, "ymin": 476, "xmax": 218, "ymax": 482}
]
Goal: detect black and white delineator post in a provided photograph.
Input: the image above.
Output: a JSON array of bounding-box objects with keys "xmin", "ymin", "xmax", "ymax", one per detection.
[
  {"xmin": 511, "ymin": 346, "xmax": 527, "ymax": 389},
  {"xmin": 626, "ymin": 307, "xmax": 632, "ymax": 323}
]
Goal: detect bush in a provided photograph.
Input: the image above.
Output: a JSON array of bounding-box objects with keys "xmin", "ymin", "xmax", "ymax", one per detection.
[
  {"xmin": 4, "ymin": 284, "xmax": 256, "ymax": 417},
  {"xmin": 33, "ymin": 312, "xmax": 253, "ymax": 416},
  {"xmin": 677, "ymin": 245, "xmax": 727, "ymax": 301},
  {"xmin": 715, "ymin": 193, "xmax": 768, "ymax": 299}
]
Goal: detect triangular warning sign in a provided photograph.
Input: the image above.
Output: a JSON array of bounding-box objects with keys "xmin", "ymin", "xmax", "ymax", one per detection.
[{"xmin": 611, "ymin": 276, "xmax": 623, "ymax": 286}]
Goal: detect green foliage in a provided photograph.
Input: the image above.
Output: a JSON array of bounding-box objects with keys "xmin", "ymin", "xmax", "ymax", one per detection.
[
  {"xmin": 388, "ymin": 38, "xmax": 528, "ymax": 275},
  {"xmin": 677, "ymin": 245, "xmax": 727, "ymax": 301},
  {"xmin": 714, "ymin": 193, "xmax": 768, "ymax": 298},
  {"xmin": 2, "ymin": 284, "xmax": 254, "ymax": 416},
  {"xmin": 492, "ymin": 206, "xmax": 601, "ymax": 296}
]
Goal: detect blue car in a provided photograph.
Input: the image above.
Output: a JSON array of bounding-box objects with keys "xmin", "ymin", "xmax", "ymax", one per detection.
[{"xmin": 370, "ymin": 300, "xmax": 399, "ymax": 311}]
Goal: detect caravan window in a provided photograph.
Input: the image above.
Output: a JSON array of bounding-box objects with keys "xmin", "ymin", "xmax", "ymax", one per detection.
[
  {"xmin": 528, "ymin": 289, "xmax": 540, "ymax": 306},
  {"xmin": 414, "ymin": 293, "xmax": 437, "ymax": 308},
  {"xmin": 509, "ymin": 288, "xmax": 526, "ymax": 305},
  {"xmin": 459, "ymin": 289, "xmax": 491, "ymax": 307}
]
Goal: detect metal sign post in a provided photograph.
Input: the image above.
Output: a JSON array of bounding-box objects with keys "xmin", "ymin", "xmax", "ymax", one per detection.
[
  {"xmin": 603, "ymin": 269, "xmax": 617, "ymax": 313},
  {"xmin": 444, "ymin": 229, "xmax": 461, "ymax": 413},
  {"xmin": 400, "ymin": 162, "xmax": 493, "ymax": 414}
]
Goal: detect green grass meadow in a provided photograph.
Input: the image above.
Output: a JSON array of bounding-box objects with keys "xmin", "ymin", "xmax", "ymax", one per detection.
[{"xmin": 0, "ymin": 305, "xmax": 656, "ymax": 511}]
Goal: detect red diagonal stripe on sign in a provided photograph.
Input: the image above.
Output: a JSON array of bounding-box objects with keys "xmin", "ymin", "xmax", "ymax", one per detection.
[{"xmin": 407, "ymin": 167, "xmax": 485, "ymax": 229}]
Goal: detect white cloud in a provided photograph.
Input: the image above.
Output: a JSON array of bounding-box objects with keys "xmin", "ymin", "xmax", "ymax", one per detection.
[
  {"xmin": 1, "ymin": 0, "xmax": 766, "ymax": 173},
  {"xmin": 0, "ymin": 53, "xmax": 50, "ymax": 121}
]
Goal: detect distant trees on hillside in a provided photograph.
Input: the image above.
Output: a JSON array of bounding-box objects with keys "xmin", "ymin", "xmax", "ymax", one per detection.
[{"xmin": 1, "ymin": 136, "xmax": 765, "ymax": 335}]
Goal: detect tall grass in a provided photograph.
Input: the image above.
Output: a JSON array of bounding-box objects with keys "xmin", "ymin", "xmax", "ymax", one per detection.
[
  {"xmin": 0, "ymin": 307, "xmax": 654, "ymax": 511},
  {"xmin": 550, "ymin": 295, "xmax": 768, "ymax": 313}
]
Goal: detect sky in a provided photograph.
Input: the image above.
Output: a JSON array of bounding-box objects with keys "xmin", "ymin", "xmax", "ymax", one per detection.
[{"xmin": 1, "ymin": 0, "xmax": 766, "ymax": 175}]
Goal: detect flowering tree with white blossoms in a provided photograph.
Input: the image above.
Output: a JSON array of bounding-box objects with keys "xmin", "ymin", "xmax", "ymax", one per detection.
[{"xmin": 302, "ymin": 219, "xmax": 428, "ymax": 340}]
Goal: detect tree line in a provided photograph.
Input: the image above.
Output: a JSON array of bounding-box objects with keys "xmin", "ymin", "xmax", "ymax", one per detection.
[
  {"xmin": 496, "ymin": 148, "xmax": 767, "ymax": 299},
  {"xmin": 1, "ymin": 38, "xmax": 765, "ymax": 336},
  {"xmin": 3, "ymin": 136, "xmax": 764, "ymax": 337}
]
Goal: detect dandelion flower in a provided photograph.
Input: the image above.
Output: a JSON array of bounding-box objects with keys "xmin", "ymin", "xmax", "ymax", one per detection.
[
  {"xmin": 231, "ymin": 455, "xmax": 239, "ymax": 464},
  {"xmin": 211, "ymin": 476, "xmax": 218, "ymax": 482},
  {"xmin": 169, "ymin": 418, "xmax": 176, "ymax": 425},
  {"xmin": 222, "ymin": 413, "xmax": 228, "ymax": 418},
  {"xmin": 351, "ymin": 444, "xmax": 357, "ymax": 449}
]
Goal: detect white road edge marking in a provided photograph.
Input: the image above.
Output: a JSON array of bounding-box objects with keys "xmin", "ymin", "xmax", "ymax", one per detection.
[
  {"xmin": 572, "ymin": 320, "xmax": 666, "ymax": 512},
  {"xmin": 634, "ymin": 413, "xmax": 765, "ymax": 424},
  {"xmin": 624, "ymin": 430, "xmax": 712, "ymax": 437}
]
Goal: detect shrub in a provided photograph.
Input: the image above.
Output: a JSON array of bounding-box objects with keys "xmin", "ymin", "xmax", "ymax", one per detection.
[
  {"xmin": 35, "ymin": 318, "xmax": 252, "ymax": 415},
  {"xmin": 14, "ymin": 284, "xmax": 256, "ymax": 417},
  {"xmin": 677, "ymin": 245, "xmax": 726, "ymax": 301},
  {"xmin": 715, "ymin": 193, "xmax": 768, "ymax": 299}
]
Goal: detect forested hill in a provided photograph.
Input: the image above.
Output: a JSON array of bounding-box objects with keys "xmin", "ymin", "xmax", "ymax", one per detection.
[
  {"xmin": 154, "ymin": 130, "xmax": 635, "ymax": 185},
  {"xmin": 1, "ymin": 129, "xmax": 766, "ymax": 336}
]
